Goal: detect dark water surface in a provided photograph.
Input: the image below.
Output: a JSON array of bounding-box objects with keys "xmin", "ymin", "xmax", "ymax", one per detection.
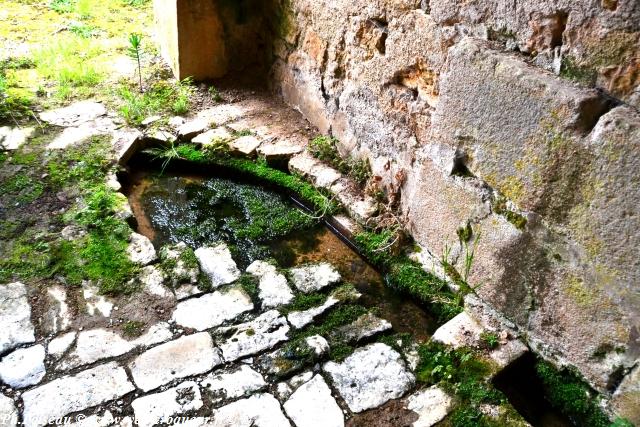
[{"xmin": 126, "ymin": 171, "xmax": 435, "ymax": 341}]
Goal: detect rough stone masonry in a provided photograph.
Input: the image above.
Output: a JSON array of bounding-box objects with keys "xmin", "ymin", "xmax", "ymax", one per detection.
[{"xmin": 268, "ymin": 0, "xmax": 640, "ymax": 421}]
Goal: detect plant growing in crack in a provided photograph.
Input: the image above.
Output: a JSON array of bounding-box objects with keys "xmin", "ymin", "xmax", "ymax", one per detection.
[
  {"xmin": 144, "ymin": 141, "xmax": 180, "ymax": 173},
  {"xmin": 462, "ymin": 231, "xmax": 481, "ymax": 283},
  {"xmin": 127, "ymin": 33, "xmax": 144, "ymax": 92}
]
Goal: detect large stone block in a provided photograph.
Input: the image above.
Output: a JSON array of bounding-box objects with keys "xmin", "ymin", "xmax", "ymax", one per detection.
[
  {"xmin": 404, "ymin": 155, "xmax": 491, "ymax": 261},
  {"xmin": 153, "ymin": 0, "xmax": 227, "ymax": 80},
  {"xmin": 433, "ymin": 38, "xmax": 615, "ymax": 221}
]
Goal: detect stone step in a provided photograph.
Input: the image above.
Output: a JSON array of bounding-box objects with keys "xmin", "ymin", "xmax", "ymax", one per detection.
[
  {"xmin": 432, "ymin": 311, "xmax": 528, "ymax": 374},
  {"xmin": 289, "ymin": 263, "xmax": 341, "ymax": 293},
  {"xmin": 0, "ymin": 282, "xmax": 35, "ymax": 355},
  {"xmin": 246, "ymin": 261, "xmax": 295, "ymax": 308},
  {"xmin": 195, "ymin": 244, "xmax": 241, "ymax": 289},
  {"xmin": 201, "ymin": 365, "xmax": 267, "ymax": 406}
]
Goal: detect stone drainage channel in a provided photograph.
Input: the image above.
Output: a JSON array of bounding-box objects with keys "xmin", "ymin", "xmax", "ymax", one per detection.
[{"xmin": 116, "ymin": 147, "xmax": 574, "ymax": 427}]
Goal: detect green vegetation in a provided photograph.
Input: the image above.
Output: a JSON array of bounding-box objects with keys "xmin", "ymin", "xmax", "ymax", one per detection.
[
  {"xmin": 493, "ymin": 197, "xmax": 527, "ymax": 230},
  {"xmin": 354, "ymin": 230, "xmax": 462, "ymax": 322},
  {"xmin": 122, "ymin": 0, "xmax": 150, "ymax": 8},
  {"xmin": 560, "ymin": 56, "xmax": 598, "ymax": 87},
  {"xmin": 535, "ymin": 360, "xmax": 612, "ymax": 427},
  {"xmin": 122, "ymin": 320, "xmax": 145, "ymax": 337},
  {"xmin": 238, "ymin": 273, "xmax": 260, "ymax": 305},
  {"xmin": 158, "ymin": 244, "xmax": 199, "ymax": 287},
  {"xmin": 117, "ymin": 78, "xmax": 193, "ymax": 125},
  {"xmin": 417, "ymin": 341, "xmax": 508, "ymax": 427},
  {"xmin": 127, "ymin": 33, "xmax": 144, "ymax": 92},
  {"xmin": 309, "ymin": 135, "xmax": 372, "ymax": 187},
  {"xmin": 480, "ymin": 331, "xmax": 500, "ymax": 350},
  {"xmin": 53, "ymin": 187, "xmax": 138, "ymax": 294},
  {"xmin": 49, "ymin": 0, "xmax": 74, "ymax": 14},
  {"xmin": 290, "ymin": 304, "xmax": 368, "ymax": 361},
  {"xmin": 281, "ymin": 292, "xmax": 327, "ymax": 314},
  {"xmin": 208, "ymin": 85, "xmax": 223, "ymax": 102},
  {"xmin": 0, "ymin": 59, "xmax": 34, "ymax": 120},
  {"xmin": 457, "ymin": 223, "xmax": 473, "ymax": 242},
  {"xmin": 33, "ymin": 34, "xmax": 103, "ymax": 100},
  {"xmin": 167, "ymin": 143, "xmax": 337, "ymax": 215},
  {"xmin": 0, "ymin": 136, "xmax": 138, "ymax": 295}
]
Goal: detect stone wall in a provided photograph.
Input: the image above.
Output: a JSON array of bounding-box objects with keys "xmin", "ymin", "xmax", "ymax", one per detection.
[
  {"xmin": 153, "ymin": 0, "xmax": 279, "ymax": 80},
  {"xmin": 269, "ymin": 0, "xmax": 640, "ymax": 420}
]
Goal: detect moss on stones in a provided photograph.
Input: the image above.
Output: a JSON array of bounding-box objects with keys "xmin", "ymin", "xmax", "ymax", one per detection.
[{"xmin": 535, "ymin": 360, "xmax": 612, "ymax": 427}]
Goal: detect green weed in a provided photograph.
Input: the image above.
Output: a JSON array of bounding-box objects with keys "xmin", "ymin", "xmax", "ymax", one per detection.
[
  {"xmin": 122, "ymin": 0, "xmax": 150, "ymax": 6},
  {"xmin": 238, "ymin": 273, "xmax": 260, "ymax": 305},
  {"xmin": 50, "ymin": 0, "xmax": 74, "ymax": 13},
  {"xmin": 291, "ymin": 304, "xmax": 368, "ymax": 360},
  {"xmin": 33, "ymin": 35, "xmax": 103, "ymax": 99},
  {"xmin": 68, "ymin": 22, "xmax": 96, "ymax": 38},
  {"xmin": 127, "ymin": 33, "xmax": 143, "ymax": 92},
  {"xmin": 117, "ymin": 78, "xmax": 193, "ymax": 125},
  {"xmin": 122, "ymin": 320, "xmax": 145, "ymax": 337},
  {"xmin": 166, "ymin": 144, "xmax": 337, "ymax": 216},
  {"xmin": 309, "ymin": 135, "xmax": 372, "ymax": 187},
  {"xmin": 208, "ymin": 85, "xmax": 223, "ymax": 102},
  {"xmin": 480, "ymin": 332, "xmax": 500, "ymax": 350}
]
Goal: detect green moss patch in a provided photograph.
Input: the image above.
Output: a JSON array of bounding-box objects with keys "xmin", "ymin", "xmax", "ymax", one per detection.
[
  {"xmin": 309, "ymin": 135, "xmax": 371, "ymax": 187},
  {"xmin": 534, "ymin": 360, "xmax": 613, "ymax": 427},
  {"xmin": 354, "ymin": 231, "xmax": 462, "ymax": 322}
]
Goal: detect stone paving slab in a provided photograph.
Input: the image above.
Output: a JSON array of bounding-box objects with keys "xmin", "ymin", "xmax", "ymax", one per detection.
[
  {"xmin": 283, "ymin": 374, "xmax": 344, "ymax": 427},
  {"xmin": 0, "ymin": 126, "xmax": 34, "ymax": 151},
  {"xmin": 172, "ymin": 287, "xmax": 253, "ymax": 331},
  {"xmin": 132, "ymin": 381, "xmax": 203, "ymax": 427},
  {"xmin": 289, "ymin": 263, "xmax": 341, "ymax": 293},
  {"xmin": 192, "ymin": 128, "xmax": 233, "ymax": 145},
  {"xmin": 48, "ymin": 331, "xmax": 76, "ymax": 360},
  {"xmin": 208, "ymin": 393, "xmax": 291, "ymax": 427},
  {"xmin": 129, "ymin": 332, "xmax": 222, "ymax": 392},
  {"xmin": 231, "ymin": 135, "xmax": 262, "ymax": 156},
  {"xmin": 275, "ymin": 371, "xmax": 314, "ymax": 401},
  {"xmin": 287, "ymin": 296, "xmax": 339, "ymax": 329},
  {"xmin": 217, "ymin": 310, "xmax": 290, "ymax": 362},
  {"xmin": 202, "ymin": 365, "xmax": 267, "ymax": 405},
  {"xmin": 22, "ymin": 362, "xmax": 135, "ymax": 427},
  {"xmin": 0, "ymin": 394, "xmax": 17, "ymax": 427},
  {"xmin": 406, "ymin": 386, "xmax": 454, "ymax": 427},
  {"xmin": 324, "ymin": 343, "xmax": 415, "ymax": 413},
  {"xmin": 127, "ymin": 232, "xmax": 157, "ymax": 266},
  {"xmin": 0, "ymin": 282, "xmax": 35, "ymax": 354},
  {"xmin": 195, "ymin": 244, "xmax": 241, "ymax": 289},
  {"xmin": 329, "ymin": 313, "xmax": 392, "ymax": 344},
  {"xmin": 39, "ymin": 101, "xmax": 107, "ymax": 127},
  {"xmin": 0, "ymin": 345, "xmax": 46, "ymax": 388},
  {"xmin": 246, "ymin": 261, "xmax": 294, "ymax": 308},
  {"xmin": 59, "ymin": 322, "xmax": 173, "ymax": 371},
  {"xmin": 258, "ymin": 335, "xmax": 329, "ymax": 378}
]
